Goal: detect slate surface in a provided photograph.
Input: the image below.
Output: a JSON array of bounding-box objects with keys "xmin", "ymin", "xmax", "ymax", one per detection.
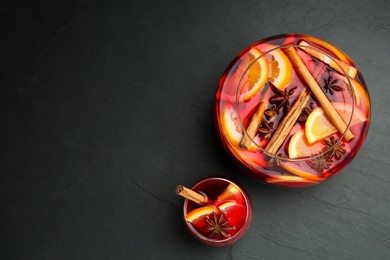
[{"xmin": 1, "ymin": 0, "xmax": 390, "ymax": 259}]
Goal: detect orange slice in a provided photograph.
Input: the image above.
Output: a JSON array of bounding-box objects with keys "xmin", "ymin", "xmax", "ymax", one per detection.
[
  {"xmin": 221, "ymin": 106, "xmax": 243, "ymax": 148},
  {"xmin": 305, "ymin": 102, "xmax": 366, "ymax": 144},
  {"xmin": 218, "ymin": 201, "xmax": 236, "ymax": 210},
  {"xmin": 264, "ymin": 46, "xmax": 293, "ymax": 89},
  {"xmin": 266, "ymin": 175, "xmax": 319, "ymax": 188},
  {"xmin": 332, "ymin": 74, "xmax": 363, "ymax": 107},
  {"xmin": 230, "ymin": 145, "xmax": 269, "ymax": 169},
  {"xmin": 349, "ymin": 78, "xmax": 362, "ymax": 107},
  {"xmin": 288, "ymin": 129, "xmax": 326, "ymax": 158},
  {"xmin": 347, "ymin": 77, "xmax": 366, "ymax": 107},
  {"xmin": 214, "ymin": 183, "xmax": 245, "ymax": 207},
  {"xmin": 305, "ymin": 107, "xmax": 336, "ymax": 144},
  {"xmin": 237, "ymin": 48, "xmax": 268, "ymax": 101},
  {"xmin": 334, "ymin": 102, "xmax": 367, "ymax": 125},
  {"xmin": 217, "ymin": 201, "xmax": 247, "ymax": 236},
  {"xmin": 305, "ymin": 36, "xmax": 349, "ymax": 63},
  {"xmin": 298, "ymin": 40, "xmax": 357, "ymax": 79},
  {"xmin": 281, "ymin": 162, "xmax": 325, "ymax": 182},
  {"xmin": 221, "ymin": 104, "xmax": 266, "ymax": 150},
  {"xmin": 185, "ymin": 205, "xmax": 219, "ymax": 223}
]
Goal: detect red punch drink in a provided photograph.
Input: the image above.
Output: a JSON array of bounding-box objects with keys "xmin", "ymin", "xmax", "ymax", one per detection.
[
  {"xmin": 215, "ymin": 34, "xmax": 370, "ymax": 188},
  {"xmin": 180, "ymin": 178, "xmax": 252, "ymax": 246}
]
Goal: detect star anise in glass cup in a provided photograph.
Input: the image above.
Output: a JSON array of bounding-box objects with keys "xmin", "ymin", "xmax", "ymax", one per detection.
[{"xmin": 202, "ymin": 212, "xmax": 234, "ymax": 239}]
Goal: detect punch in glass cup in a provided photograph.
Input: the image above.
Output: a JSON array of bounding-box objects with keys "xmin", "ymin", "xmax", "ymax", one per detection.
[
  {"xmin": 215, "ymin": 34, "xmax": 370, "ymax": 188},
  {"xmin": 177, "ymin": 177, "xmax": 252, "ymax": 246}
]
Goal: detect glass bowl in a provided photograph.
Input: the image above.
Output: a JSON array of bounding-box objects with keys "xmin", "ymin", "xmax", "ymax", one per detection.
[{"xmin": 215, "ymin": 34, "xmax": 370, "ymax": 188}]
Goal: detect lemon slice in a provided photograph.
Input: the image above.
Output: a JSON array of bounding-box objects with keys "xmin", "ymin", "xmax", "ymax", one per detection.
[
  {"xmin": 264, "ymin": 47, "xmax": 293, "ymax": 89},
  {"xmin": 288, "ymin": 129, "xmax": 326, "ymax": 158},
  {"xmin": 305, "ymin": 103, "xmax": 367, "ymax": 144},
  {"xmin": 237, "ymin": 48, "xmax": 268, "ymax": 101}
]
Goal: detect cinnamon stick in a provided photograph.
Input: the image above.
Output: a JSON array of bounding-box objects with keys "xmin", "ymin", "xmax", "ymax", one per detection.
[
  {"xmin": 284, "ymin": 46, "xmax": 354, "ymax": 141},
  {"xmin": 239, "ymin": 101, "xmax": 266, "ymax": 150},
  {"xmin": 265, "ymin": 89, "xmax": 311, "ymax": 154},
  {"xmin": 264, "ymin": 66, "xmax": 323, "ymax": 154},
  {"xmin": 176, "ymin": 185, "xmax": 207, "ymax": 205},
  {"xmin": 298, "ymin": 40, "xmax": 357, "ymax": 79}
]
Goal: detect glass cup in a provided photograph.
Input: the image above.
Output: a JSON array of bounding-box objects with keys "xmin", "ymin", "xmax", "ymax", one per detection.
[
  {"xmin": 215, "ymin": 34, "xmax": 370, "ymax": 188},
  {"xmin": 182, "ymin": 177, "xmax": 252, "ymax": 246}
]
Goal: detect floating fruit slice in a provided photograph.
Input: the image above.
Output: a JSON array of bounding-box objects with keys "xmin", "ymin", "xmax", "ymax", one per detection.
[
  {"xmin": 214, "ymin": 184, "xmax": 245, "ymax": 207},
  {"xmin": 281, "ymin": 162, "xmax": 325, "ymax": 182},
  {"xmin": 221, "ymin": 107, "xmax": 242, "ymax": 148},
  {"xmin": 333, "ymin": 102, "xmax": 367, "ymax": 125},
  {"xmin": 305, "ymin": 102, "xmax": 366, "ymax": 144},
  {"xmin": 298, "ymin": 40, "xmax": 357, "ymax": 79},
  {"xmin": 266, "ymin": 175, "xmax": 319, "ymax": 188},
  {"xmin": 305, "ymin": 36, "xmax": 349, "ymax": 63},
  {"xmin": 185, "ymin": 205, "xmax": 219, "ymax": 226},
  {"xmin": 264, "ymin": 46, "xmax": 293, "ymax": 89},
  {"xmin": 329, "ymin": 73, "xmax": 363, "ymax": 107},
  {"xmin": 288, "ymin": 129, "xmax": 326, "ymax": 158},
  {"xmin": 230, "ymin": 145, "xmax": 269, "ymax": 170},
  {"xmin": 345, "ymin": 77, "xmax": 368, "ymax": 107},
  {"xmin": 237, "ymin": 48, "xmax": 269, "ymax": 101},
  {"xmin": 349, "ymin": 78, "xmax": 362, "ymax": 107},
  {"xmin": 305, "ymin": 107, "xmax": 336, "ymax": 144},
  {"xmin": 221, "ymin": 104, "xmax": 267, "ymax": 150},
  {"xmin": 218, "ymin": 201, "xmax": 247, "ymax": 236}
]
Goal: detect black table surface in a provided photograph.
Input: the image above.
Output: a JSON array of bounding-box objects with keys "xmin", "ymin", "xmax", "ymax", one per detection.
[{"xmin": 2, "ymin": 0, "xmax": 390, "ymax": 259}]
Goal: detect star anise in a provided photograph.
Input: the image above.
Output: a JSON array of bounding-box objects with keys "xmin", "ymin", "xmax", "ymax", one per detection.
[
  {"xmin": 264, "ymin": 105, "xmax": 278, "ymax": 119},
  {"xmin": 202, "ymin": 212, "xmax": 234, "ymax": 239},
  {"xmin": 258, "ymin": 121, "xmax": 275, "ymax": 140},
  {"xmin": 269, "ymin": 86, "xmax": 297, "ymax": 113},
  {"xmin": 323, "ymin": 136, "xmax": 346, "ymax": 160},
  {"xmin": 267, "ymin": 153, "xmax": 288, "ymax": 167},
  {"xmin": 310, "ymin": 155, "xmax": 333, "ymax": 172},
  {"xmin": 323, "ymin": 76, "xmax": 344, "ymax": 95}
]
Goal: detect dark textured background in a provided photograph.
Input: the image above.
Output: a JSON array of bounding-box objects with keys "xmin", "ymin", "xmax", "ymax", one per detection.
[{"xmin": 1, "ymin": 0, "xmax": 390, "ymax": 259}]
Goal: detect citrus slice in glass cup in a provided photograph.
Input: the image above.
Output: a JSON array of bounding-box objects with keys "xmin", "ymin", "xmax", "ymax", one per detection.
[
  {"xmin": 182, "ymin": 178, "xmax": 252, "ymax": 246},
  {"xmin": 215, "ymin": 34, "xmax": 370, "ymax": 188}
]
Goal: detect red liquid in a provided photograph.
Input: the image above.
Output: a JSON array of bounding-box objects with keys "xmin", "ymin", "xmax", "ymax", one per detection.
[
  {"xmin": 215, "ymin": 34, "xmax": 370, "ymax": 188},
  {"xmin": 183, "ymin": 178, "xmax": 252, "ymax": 246}
]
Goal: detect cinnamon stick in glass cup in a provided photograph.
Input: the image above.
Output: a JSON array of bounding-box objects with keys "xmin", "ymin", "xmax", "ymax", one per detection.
[{"xmin": 177, "ymin": 178, "xmax": 252, "ymax": 246}]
